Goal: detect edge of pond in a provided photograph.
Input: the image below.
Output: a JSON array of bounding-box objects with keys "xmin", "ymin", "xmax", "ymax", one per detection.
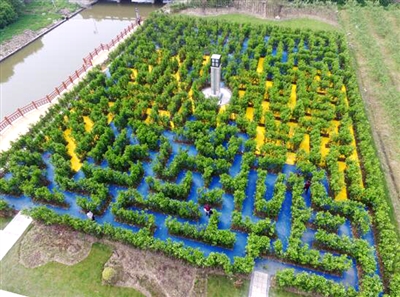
[{"xmin": 0, "ymin": 6, "xmax": 89, "ymax": 63}]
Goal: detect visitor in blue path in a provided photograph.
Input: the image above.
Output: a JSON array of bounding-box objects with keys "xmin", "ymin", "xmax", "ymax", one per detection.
[
  {"xmin": 86, "ymin": 210, "xmax": 95, "ymax": 221},
  {"xmin": 204, "ymin": 204, "xmax": 213, "ymax": 217},
  {"xmin": 303, "ymin": 180, "xmax": 311, "ymax": 193}
]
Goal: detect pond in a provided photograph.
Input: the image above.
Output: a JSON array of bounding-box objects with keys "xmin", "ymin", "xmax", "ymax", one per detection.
[{"xmin": 0, "ymin": 2, "xmax": 162, "ymax": 118}]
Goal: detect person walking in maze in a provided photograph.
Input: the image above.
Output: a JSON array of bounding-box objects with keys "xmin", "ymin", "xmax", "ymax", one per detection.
[
  {"xmin": 303, "ymin": 180, "xmax": 311, "ymax": 193},
  {"xmin": 204, "ymin": 204, "xmax": 212, "ymax": 217},
  {"xmin": 86, "ymin": 210, "xmax": 95, "ymax": 221}
]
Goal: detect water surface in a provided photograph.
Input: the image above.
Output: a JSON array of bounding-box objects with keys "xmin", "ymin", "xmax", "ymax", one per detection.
[{"xmin": 0, "ymin": 2, "xmax": 161, "ymax": 118}]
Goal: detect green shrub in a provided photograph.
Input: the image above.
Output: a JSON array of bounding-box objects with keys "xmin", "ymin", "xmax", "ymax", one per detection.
[
  {"xmin": 0, "ymin": 199, "xmax": 14, "ymax": 217},
  {"xmin": 102, "ymin": 267, "xmax": 117, "ymax": 285},
  {"xmin": 0, "ymin": 0, "xmax": 17, "ymax": 29},
  {"xmin": 0, "ymin": 0, "xmax": 24, "ymax": 29}
]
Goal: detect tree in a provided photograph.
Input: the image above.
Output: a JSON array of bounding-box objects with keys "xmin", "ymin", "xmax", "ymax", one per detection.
[
  {"xmin": 0, "ymin": 0, "xmax": 18, "ymax": 29},
  {"xmin": 8, "ymin": 0, "xmax": 24, "ymax": 15}
]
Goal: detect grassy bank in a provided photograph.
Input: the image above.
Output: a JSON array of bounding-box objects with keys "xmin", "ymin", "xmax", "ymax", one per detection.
[
  {"xmin": 178, "ymin": 13, "xmax": 339, "ymax": 32},
  {"xmin": 339, "ymin": 4, "xmax": 400, "ymax": 236},
  {"xmin": 339, "ymin": 5, "xmax": 400, "ymax": 148},
  {"xmin": 0, "ymin": 0, "xmax": 80, "ymax": 44},
  {"xmin": 270, "ymin": 288, "xmax": 302, "ymax": 297}
]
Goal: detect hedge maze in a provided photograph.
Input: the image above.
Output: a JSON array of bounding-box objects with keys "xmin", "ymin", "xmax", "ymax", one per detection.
[{"xmin": 1, "ymin": 14, "xmax": 399, "ymax": 296}]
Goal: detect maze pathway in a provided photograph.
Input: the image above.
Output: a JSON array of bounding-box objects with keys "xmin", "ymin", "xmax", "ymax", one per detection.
[
  {"xmin": 0, "ymin": 128, "xmax": 368, "ymax": 289},
  {"xmin": 249, "ymin": 270, "xmax": 270, "ymax": 297}
]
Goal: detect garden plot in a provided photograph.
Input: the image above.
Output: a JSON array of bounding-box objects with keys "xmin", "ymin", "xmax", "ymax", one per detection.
[{"xmin": 0, "ymin": 15, "xmax": 398, "ymax": 297}]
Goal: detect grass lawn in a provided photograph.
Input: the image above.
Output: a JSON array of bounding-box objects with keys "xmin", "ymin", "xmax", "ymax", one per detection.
[
  {"xmin": 270, "ymin": 288, "xmax": 302, "ymax": 297},
  {"xmin": 339, "ymin": 5, "xmax": 400, "ymax": 236},
  {"xmin": 0, "ymin": 241, "xmax": 143, "ymax": 297},
  {"xmin": 188, "ymin": 13, "xmax": 339, "ymax": 32},
  {"xmin": 0, "ymin": 0, "xmax": 79, "ymax": 44},
  {"xmin": 207, "ymin": 275, "xmax": 250, "ymax": 297},
  {"xmin": 0, "ymin": 216, "xmax": 12, "ymax": 230}
]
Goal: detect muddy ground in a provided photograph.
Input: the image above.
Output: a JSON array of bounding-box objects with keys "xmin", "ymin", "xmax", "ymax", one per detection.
[{"xmin": 18, "ymin": 222, "xmax": 234, "ymax": 297}]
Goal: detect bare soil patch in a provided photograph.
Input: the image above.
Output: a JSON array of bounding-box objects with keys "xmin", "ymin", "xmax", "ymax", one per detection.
[
  {"xmin": 19, "ymin": 223, "xmax": 96, "ymax": 268},
  {"xmin": 0, "ymin": 206, "xmax": 18, "ymax": 218},
  {"xmin": 103, "ymin": 240, "xmax": 197, "ymax": 297},
  {"xmin": 190, "ymin": 270, "xmax": 208, "ymax": 297}
]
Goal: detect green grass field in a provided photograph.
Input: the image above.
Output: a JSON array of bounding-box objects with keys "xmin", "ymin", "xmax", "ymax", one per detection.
[
  {"xmin": 207, "ymin": 275, "xmax": 250, "ymax": 297},
  {"xmin": 270, "ymin": 288, "xmax": 303, "ymax": 297},
  {"xmin": 0, "ymin": 0, "xmax": 79, "ymax": 44},
  {"xmin": 339, "ymin": 5, "xmax": 400, "ymax": 149},
  {"xmin": 207, "ymin": 275, "xmax": 300, "ymax": 297},
  {"xmin": 187, "ymin": 13, "xmax": 340, "ymax": 32},
  {"xmin": 0, "ymin": 216, "xmax": 12, "ymax": 230},
  {"xmin": 0, "ymin": 242, "xmax": 144, "ymax": 297},
  {"xmin": 339, "ymin": 4, "xmax": 400, "ymax": 236}
]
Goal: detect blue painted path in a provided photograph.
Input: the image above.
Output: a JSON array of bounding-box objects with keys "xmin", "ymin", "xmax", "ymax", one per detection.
[{"xmin": 0, "ymin": 127, "xmax": 379, "ymax": 291}]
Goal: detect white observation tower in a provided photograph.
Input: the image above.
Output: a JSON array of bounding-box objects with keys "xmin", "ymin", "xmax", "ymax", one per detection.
[
  {"xmin": 202, "ymin": 53, "xmax": 231, "ymax": 106},
  {"xmin": 211, "ymin": 54, "xmax": 221, "ymax": 96}
]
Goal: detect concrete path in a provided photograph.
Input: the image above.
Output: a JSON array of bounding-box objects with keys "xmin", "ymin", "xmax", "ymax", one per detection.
[
  {"xmin": 248, "ymin": 270, "xmax": 270, "ymax": 297},
  {"xmin": 0, "ymin": 290, "xmax": 28, "ymax": 297},
  {"xmin": 0, "ymin": 211, "xmax": 32, "ymax": 261}
]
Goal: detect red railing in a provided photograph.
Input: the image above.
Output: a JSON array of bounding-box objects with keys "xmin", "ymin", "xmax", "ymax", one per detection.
[{"xmin": 0, "ymin": 21, "xmax": 137, "ymax": 134}]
